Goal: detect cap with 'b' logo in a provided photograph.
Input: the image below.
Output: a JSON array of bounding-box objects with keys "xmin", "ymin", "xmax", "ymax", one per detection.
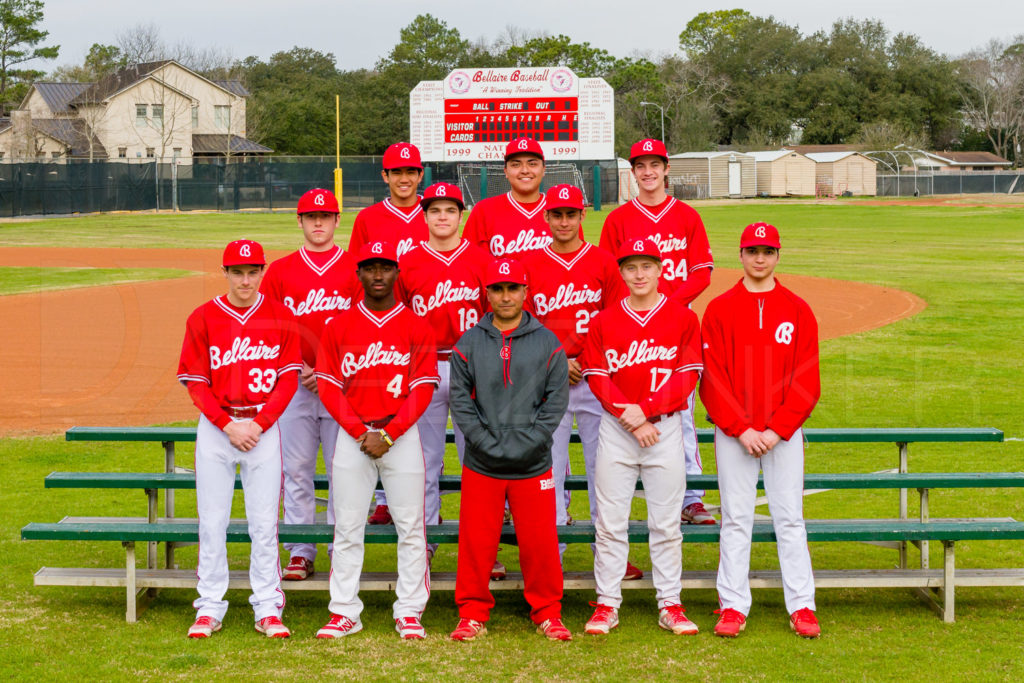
[
  {"xmin": 222, "ymin": 239, "xmax": 266, "ymax": 267},
  {"xmin": 420, "ymin": 182, "xmax": 465, "ymax": 210},
  {"xmin": 616, "ymin": 237, "xmax": 662, "ymax": 264},
  {"xmin": 504, "ymin": 137, "xmax": 544, "ymax": 161},
  {"xmin": 544, "ymin": 183, "xmax": 584, "ymax": 210},
  {"xmin": 296, "ymin": 188, "xmax": 340, "ymax": 214},
  {"xmin": 628, "ymin": 138, "xmax": 669, "ymax": 163},
  {"xmin": 485, "ymin": 258, "xmax": 528, "ymax": 287},
  {"xmin": 740, "ymin": 222, "xmax": 781, "ymax": 249},
  {"xmin": 356, "ymin": 240, "xmax": 399, "ymax": 266},
  {"xmin": 382, "ymin": 142, "xmax": 423, "ymax": 170}
]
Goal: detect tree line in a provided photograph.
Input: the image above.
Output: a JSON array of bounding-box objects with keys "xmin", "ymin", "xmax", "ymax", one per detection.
[{"xmin": 2, "ymin": 4, "xmax": 1023, "ymax": 163}]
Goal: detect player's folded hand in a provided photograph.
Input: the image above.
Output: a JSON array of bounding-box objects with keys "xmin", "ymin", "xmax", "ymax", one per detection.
[
  {"xmin": 739, "ymin": 428, "xmax": 769, "ymax": 457},
  {"xmin": 225, "ymin": 420, "xmax": 261, "ymax": 452},
  {"xmin": 614, "ymin": 403, "xmax": 647, "ymax": 430},
  {"xmin": 632, "ymin": 421, "xmax": 660, "ymax": 448},
  {"xmin": 360, "ymin": 431, "xmax": 389, "ymax": 459}
]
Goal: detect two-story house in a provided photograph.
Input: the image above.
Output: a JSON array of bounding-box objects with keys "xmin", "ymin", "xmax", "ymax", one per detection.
[{"xmin": 0, "ymin": 60, "xmax": 270, "ymax": 162}]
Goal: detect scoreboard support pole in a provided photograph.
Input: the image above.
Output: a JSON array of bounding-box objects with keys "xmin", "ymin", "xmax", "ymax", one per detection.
[
  {"xmin": 593, "ymin": 165, "xmax": 602, "ymax": 211},
  {"xmin": 424, "ymin": 166, "xmax": 432, "ymax": 186},
  {"xmin": 480, "ymin": 167, "xmax": 488, "ymax": 201}
]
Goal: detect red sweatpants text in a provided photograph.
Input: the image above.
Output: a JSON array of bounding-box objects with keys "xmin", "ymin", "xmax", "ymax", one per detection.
[{"xmin": 455, "ymin": 466, "xmax": 563, "ymax": 624}]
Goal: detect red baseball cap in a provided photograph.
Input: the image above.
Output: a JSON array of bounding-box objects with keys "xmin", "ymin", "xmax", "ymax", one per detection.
[
  {"xmin": 296, "ymin": 188, "xmax": 339, "ymax": 215},
  {"xmin": 356, "ymin": 240, "xmax": 399, "ymax": 266},
  {"xmin": 420, "ymin": 182, "xmax": 465, "ymax": 210},
  {"xmin": 740, "ymin": 222, "xmax": 781, "ymax": 249},
  {"xmin": 616, "ymin": 237, "xmax": 662, "ymax": 264},
  {"xmin": 223, "ymin": 239, "xmax": 266, "ymax": 267},
  {"xmin": 382, "ymin": 142, "xmax": 423, "ymax": 170},
  {"xmin": 505, "ymin": 137, "xmax": 544, "ymax": 161},
  {"xmin": 545, "ymin": 184, "xmax": 584, "ymax": 210},
  {"xmin": 485, "ymin": 258, "xmax": 528, "ymax": 287},
  {"xmin": 629, "ymin": 138, "xmax": 669, "ymax": 164}
]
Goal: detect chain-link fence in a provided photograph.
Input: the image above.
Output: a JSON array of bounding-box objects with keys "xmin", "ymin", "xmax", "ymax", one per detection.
[
  {"xmin": 0, "ymin": 156, "xmax": 620, "ymax": 218},
  {"xmin": 876, "ymin": 172, "xmax": 1024, "ymax": 197}
]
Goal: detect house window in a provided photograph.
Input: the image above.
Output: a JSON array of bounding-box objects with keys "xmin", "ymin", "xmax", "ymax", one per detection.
[
  {"xmin": 118, "ymin": 147, "xmax": 127, "ymax": 158},
  {"xmin": 173, "ymin": 147, "xmax": 182, "ymax": 160},
  {"xmin": 0, "ymin": 152, "xmax": 5, "ymax": 160},
  {"xmin": 52, "ymin": 151, "xmax": 61, "ymax": 159},
  {"xmin": 136, "ymin": 104, "xmax": 147, "ymax": 127},
  {"xmin": 191, "ymin": 105, "xmax": 199, "ymax": 128},
  {"xmin": 151, "ymin": 104, "xmax": 163, "ymax": 128},
  {"xmin": 214, "ymin": 105, "xmax": 230, "ymax": 130},
  {"xmin": 146, "ymin": 148, "xmax": 155, "ymax": 158}
]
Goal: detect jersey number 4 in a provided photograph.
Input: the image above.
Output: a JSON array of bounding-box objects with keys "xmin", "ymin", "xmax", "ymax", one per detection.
[
  {"xmin": 386, "ymin": 374, "xmax": 403, "ymax": 398},
  {"xmin": 248, "ymin": 369, "xmax": 277, "ymax": 393}
]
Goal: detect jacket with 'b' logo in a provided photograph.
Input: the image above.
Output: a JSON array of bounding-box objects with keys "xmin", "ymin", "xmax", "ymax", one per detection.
[{"xmin": 699, "ymin": 278, "xmax": 820, "ymax": 441}]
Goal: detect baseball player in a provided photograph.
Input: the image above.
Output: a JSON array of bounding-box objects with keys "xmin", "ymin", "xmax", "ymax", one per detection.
[
  {"xmin": 314, "ymin": 240, "xmax": 439, "ymax": 640},
  {"xmin": 600, "ymin": 138, "xmax": 716, "ymax": 526},
  {"xmin": 699, "ymin": 223, "xmax": 821, "ymax": 639},
  {"xmin": 177, "ymin": 239, "xmax": 301, "ymax": 639},
  {"xmin": 394, "ymin": 182, "xmax": 489, "ymax": 563},
  {"xmin": 462, "ymin": 137, "xmax": 552, "ymax": 258},
  {"xmin": 448, "ymin": 258, "xmax": 571, "ymax": 642},
  {"xmin": 519, "ymin": 184, "xmax": 646, "ymax": 579},
  {"xmin": 580, "ymin": 238, "xmax": 703, "ymax": 637},
  {"xmin": 261, "ymin": 188, "xmax": 361, "ymax": 582},
  {"xmin": 349, "ymin": 142, "xmax": 429, "ymax": 525}
]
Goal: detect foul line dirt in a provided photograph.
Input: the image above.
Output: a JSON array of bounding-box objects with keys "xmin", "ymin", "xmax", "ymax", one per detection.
[{"xmin": 0, "ymin": 247, "xmax": 925, "ymax": 437}]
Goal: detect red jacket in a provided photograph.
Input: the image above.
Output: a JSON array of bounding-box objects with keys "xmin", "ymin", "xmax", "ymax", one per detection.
[{"xmin": 699, "ymin": 278, "xmax": 820, "ymax": 441}]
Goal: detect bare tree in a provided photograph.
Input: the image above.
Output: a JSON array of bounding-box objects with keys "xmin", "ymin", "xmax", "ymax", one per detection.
[
  {"xmin": 853, "ymin": 120, "xmax": 928, "ymax": 152},
  {"xmin": 116, "ymin": 23, "xmax": 164, "ymax": 64},
  {"xmin": 957, "ymin": 37, "xmax": 1024, "ymax": 161}
]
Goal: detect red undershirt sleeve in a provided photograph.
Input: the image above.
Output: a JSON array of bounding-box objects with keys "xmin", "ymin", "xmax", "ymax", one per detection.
[{"xmin": 186, "ymin": 382, "xmax": 231, "ymax": 430}]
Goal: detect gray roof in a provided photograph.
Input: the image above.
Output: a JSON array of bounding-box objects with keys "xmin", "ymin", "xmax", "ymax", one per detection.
[
  {"xmin": 32, "ymin": 118, "xmax": 107, "ymax": 157},
  {"xmin": 213, "ymin": 80, "xmax": 249, "ymax": 97},
  {"xmin": 32, "ymin": 83, "xmax": 92, "ymax": 113},
  {"xmin": 192, "ymin": 134, "xmax": 272, "ymax": 154},
  {"xmin": 69, "ymin": 61, "xmax": 173, "ymax": 105}
]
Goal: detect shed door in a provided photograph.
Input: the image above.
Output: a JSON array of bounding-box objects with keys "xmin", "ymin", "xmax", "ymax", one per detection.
[{"xmin": 728, "ymin": 161, "xmax": 741, "ymax": 196}]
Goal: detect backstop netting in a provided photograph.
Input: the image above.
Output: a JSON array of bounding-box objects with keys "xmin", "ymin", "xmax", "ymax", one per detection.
[{"xmin": 457, "ymin": 163, "xmax": 589, "ymax": 207}]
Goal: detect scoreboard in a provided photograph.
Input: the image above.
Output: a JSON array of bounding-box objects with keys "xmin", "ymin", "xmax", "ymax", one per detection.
[{"xmin": 411, "ymin": 67, "xmax": 614, "ymax": 162}]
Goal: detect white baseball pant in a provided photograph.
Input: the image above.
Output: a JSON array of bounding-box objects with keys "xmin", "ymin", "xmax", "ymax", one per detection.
[
  {"xmin": 550, "ymin": 378, "xmax": 602, "ymax": 554},
  {"xmin": 593, "ymin": 412, "xmax": 685, "ymax": 609},
  {"xmin": 193, "ymin": 415, "xmax": 285, "ymax": 622},
  {"xmin": 374, "ymin": 360, "xmax": 465, "ymax": 529},
  {"xmin": 681, "ymin": 390, "xmax": 704, "ymax": 508},
  {"xmin": 280, "ymin": 383, "xmax": 339, "ymax": 562},
  {"xmin": 329, "ymin": 426, "xmax": 429, "ymax": 621},
  {"xmin": 714, "ymin": 427, "xmax": 815, "ymax": 615}
]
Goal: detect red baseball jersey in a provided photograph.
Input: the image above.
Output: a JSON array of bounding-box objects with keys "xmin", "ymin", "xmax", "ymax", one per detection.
[
  {"xmin": 316, "ymin": 301, "xmax": 439, "ymax": 440},
  {"xmin": 178, "ymin": 294, "xmax": 302, "ymax": 429},
  {"xmin": 581, "ymin": 295, "xmax": 702, "ymax": 419},
  {"xmin": 600, "ymin": 197, "xmax": 714, "ymax": 303},
  {"xmin": 699, "ymin": 278, "xmax": 820, "ymax": 441},
  {"xmin": 395, "ymin": 239, "xmax": 490, "ymax": 352},
  {"xmin": 521, "ymin": 242, "xmax": 627, "ymax": 358},
  {"xmin": 349, "ymin": 198, "xmax": 428, "ymax": 260},
  {"xmin": 462, "ymin": 192, "xmax": 552, "ymax": 258},
  {"xmin": 261, "ymin": 246, "xmax": 361, "ymax": 367}
]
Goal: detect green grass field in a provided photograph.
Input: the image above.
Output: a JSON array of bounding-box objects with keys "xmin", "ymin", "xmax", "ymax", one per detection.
[{"xmin": 1, "ymin": 202, "xmax": 1022, "ymax": 680}]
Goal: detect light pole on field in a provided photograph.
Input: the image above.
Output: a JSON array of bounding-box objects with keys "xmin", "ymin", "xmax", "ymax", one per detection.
[{"xmin": 640, "ymin": 101, "xmax": 665, "ymax": 145}]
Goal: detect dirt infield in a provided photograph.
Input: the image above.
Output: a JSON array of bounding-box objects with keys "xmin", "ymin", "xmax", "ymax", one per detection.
[{"xmin": 0, "ymin": 247, "xmax": 925, "ymax": 436}]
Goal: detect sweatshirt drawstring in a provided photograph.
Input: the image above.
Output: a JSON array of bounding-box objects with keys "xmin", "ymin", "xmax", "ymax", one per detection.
[
  {"xmin": 758, "ymin": 299, "xmax": 764, "ymax": 330},
  {"xmin": 501, "ymin": 335, "xmax": 513, "ymax": 387}
]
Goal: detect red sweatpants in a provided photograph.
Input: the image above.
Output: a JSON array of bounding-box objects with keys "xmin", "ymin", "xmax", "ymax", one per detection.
[{"xmin": 455, "ymin": 466, "xmax": 563, "ymax": 624}]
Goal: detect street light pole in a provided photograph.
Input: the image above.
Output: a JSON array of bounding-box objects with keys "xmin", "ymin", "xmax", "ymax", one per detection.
[{"xmin": 640, "ymin": 101, "xmax": 665, "ymax": 144}]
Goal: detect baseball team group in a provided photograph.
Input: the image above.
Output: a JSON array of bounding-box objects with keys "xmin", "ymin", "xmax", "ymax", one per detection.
[{"xmin": 176, "ymin": 136, "xmax": 822, "ymax": 642}]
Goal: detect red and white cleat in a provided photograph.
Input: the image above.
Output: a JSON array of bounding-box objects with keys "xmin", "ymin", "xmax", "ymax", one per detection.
[{"xmin": 658, "ymin": 604, "xmax": 699, "ymax": 635}]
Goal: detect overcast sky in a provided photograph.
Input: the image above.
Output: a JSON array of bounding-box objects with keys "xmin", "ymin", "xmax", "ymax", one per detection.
[{"xmin": 39, "ymin": 0, "xmax": 1022, "ymax": 73}]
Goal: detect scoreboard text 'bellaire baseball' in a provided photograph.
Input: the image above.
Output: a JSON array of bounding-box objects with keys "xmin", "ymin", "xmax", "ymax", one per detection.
[{"xmin": 410, "ymin": 67, "xmax": 615, "ymax": 162}]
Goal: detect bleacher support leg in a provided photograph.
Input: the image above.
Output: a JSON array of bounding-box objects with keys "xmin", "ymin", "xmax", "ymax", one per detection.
[{"xmin": 898, "ymin": 442, "xmax": 909, "ymax": 568}]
